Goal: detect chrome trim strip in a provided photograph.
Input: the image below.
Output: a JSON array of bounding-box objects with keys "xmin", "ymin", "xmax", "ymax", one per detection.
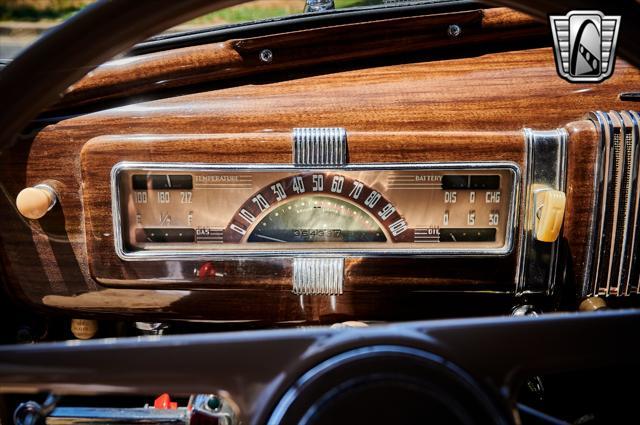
[
  {"xmin": 110, "ymin": 161, "xmax": 520, "ymax": 261},
  {"xmin": 584, "ymin": 112, "xmax": 608, "ymax": 296},
  {"xmin": 604, "ymin": 111, "xmax": 625, "ymax": 295},
  {"xmin": 517, "ymin": 128, "xmax": 567, "ymax": 295},
  {"xmin": 588, "ymin": 111, "xmax": 615, "ymax": 296},
  {"xmin": 585, "ymin": 110, "xmax": 640, "ymax": 297},
  {"xmin": 47, "ymin": 407, "xmax": 189, "ymax": 424},
  {"xmin": 624, "ymin": 111, "xmax": 640, "ymax": 294},
  {"xmin": 292, "ymin": 257, "xmax": 344, "ymax": 295},
  {"xmin": 292, "ymin": 127, "xmax": 347, "ymax": 166},
  {"xmin": 613, "ymin": 111, "xmax": 636, "ymax": 295}
]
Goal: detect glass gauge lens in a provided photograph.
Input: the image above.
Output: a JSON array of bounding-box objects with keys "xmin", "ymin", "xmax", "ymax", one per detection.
[
  {"xmin": 247, "ymin": 196, "xmax": 387, "ymax": 243},
  {"xmin": 114, "ymin": 165, "xmax": 517, "ymax": 256}
]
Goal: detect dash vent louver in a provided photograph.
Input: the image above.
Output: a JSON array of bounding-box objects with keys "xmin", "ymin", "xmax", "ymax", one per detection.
[{"xmin": 587, "ymin": 110, "xmax": 640, "ymax": 296}]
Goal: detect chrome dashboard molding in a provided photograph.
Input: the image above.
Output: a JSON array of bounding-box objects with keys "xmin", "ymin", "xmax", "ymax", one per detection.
[
  {"xmin": 626, "ymin": 110, "xmax": 640, "ymax": 295},
  {"xmin": 110, "ymin": 161, "xmax": 520, "ymax": 261},
  {"xmin": 292, "ymin": 127, "xmax": 347, "ymax": 166},
  {"xmin": 586, "ymin": 110, "xmax": 640, "ymax": 297},
  {"xmin": 517, "ymin": 128, "xmax": 567, "ymax": 296},
  {"xmin": 292, "ymin": 257, "xmax": 344, "ymax": 295},
  {"xmin": 47, "ymin": 407, "xmax": 189, "ymax": 424},
  {"xmin": 583, "ymin": 111, "xmax": 609, "ymax": 297}
]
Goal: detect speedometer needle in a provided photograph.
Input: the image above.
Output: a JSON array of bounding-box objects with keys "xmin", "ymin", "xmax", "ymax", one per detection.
[{"xmin": 254, "ymin": 234, "xmax": 286, "ymax": 242}]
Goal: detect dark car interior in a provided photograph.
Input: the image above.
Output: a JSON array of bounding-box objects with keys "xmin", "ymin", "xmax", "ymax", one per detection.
[{"xmin": 0, "ymin": 0, "xmax": 639, "ymax": 424}]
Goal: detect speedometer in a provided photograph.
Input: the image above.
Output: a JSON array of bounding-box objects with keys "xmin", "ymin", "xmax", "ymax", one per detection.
[
  {"xmin": 246, "ymin": 196, "xmax": 387, "ymax": 243},
  {"xmin": 112, "ymin": 163, "xmax": 518, "ymax": 258}
]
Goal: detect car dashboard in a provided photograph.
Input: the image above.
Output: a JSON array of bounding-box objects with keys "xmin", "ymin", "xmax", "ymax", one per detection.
[{"xmin": 1, "ymin": 2, "xmax": 640, "ymax": 424}]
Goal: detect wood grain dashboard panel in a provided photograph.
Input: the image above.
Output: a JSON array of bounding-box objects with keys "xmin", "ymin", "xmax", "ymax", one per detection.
[
  {"xmin": 0, "ymin": 14, "xmax": 637, "ymax": 322},
  {"xmin": 80, "ymin": 131, "xmax": 524, "ymax": 291},
  {"xmin": 56, "ymin": 7, "xmax": 546, "ymax": 110}
]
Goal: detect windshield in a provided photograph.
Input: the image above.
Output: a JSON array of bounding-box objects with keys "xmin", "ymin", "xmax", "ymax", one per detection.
[
  {"xmin": 0, "ymin": 0, "xmax": 438, "ymax": 60},
  {"xmin": 184, "ymin": 0, "xmax": 432, "ymax": 27}
]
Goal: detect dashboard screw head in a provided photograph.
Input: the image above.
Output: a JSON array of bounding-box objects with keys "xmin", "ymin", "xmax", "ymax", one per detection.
[
  {"xmin": 447, "ymin": 24, "xmax": 462, "ymax": 38},
  {"xmin": 259, "ymin": 49, "xmax": 273, "ymax": 63},
  {"xmin": 206, "ymin": 395, "xmax": 222, "ymax": 411}
]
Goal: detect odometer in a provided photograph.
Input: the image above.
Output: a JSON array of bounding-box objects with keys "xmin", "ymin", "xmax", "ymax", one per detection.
[{"xmin": 113, "ymin": 163, "xmax": 518, "ymax": 258}]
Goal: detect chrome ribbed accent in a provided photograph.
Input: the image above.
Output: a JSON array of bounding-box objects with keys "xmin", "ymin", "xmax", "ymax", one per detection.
[
  {"xmin": 587, "ymin": 110, "xmax": 640, "ymax": 296},
  {"xmin": 292, "ymin": 128, "xmax": 347, "ymax": 166},
  {"xmin": 292, "ymin": 257, "xmax": 344, "ymax": 295}
]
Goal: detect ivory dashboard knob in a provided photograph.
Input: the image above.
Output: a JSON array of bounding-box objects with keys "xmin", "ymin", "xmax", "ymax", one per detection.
[
  {"xmin": 70, "ymin": 319, "xmax": 98, "ymax": 340},
  {"xmin": 534, "ymin": 189, "xmax": 566, "ymax": 242},
  {"xmin": 16, "ymin": 184, "xmax": 57, "ymax": 219},
  {"xmin": 579, "ymin": 297, "xmax": 607, "ymax": 312}
]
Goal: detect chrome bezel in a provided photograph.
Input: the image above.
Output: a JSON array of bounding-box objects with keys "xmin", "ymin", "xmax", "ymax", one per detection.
[
  {"xmin": 111, "ymin": 161, "xmax": 520, "ymax": 261},
  {"xmin": 516, "ymin": 128, "xmax": 568, "ymax": 296}
]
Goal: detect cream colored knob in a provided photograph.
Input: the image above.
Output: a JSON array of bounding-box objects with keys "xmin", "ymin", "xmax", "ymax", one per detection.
[
  {"xmin": 16, "ymin": 185, "xmax": 56, "ymax": 219},
  {"xmin": 71, "ymin": 319, "xmax": 98, "ymax": 340},
  {"xmin": 579, "ymin": 297, "xmax": 607, "ymax": 312},
  {"xmin": 534, "ymin": 189, "xmax": 566, "ymax": 242}
]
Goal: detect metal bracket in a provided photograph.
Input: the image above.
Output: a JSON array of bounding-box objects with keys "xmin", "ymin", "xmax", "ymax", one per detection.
[
  {"xmin": 292, "ymin": 127, "xmax": 347, "ymax": 166},
  {"xmin": 293, "ymin": 257, "xmax": 344, "ymax": 295}
]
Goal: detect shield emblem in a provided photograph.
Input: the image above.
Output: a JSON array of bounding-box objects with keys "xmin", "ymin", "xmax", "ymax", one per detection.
[{"xmin": 549, "ymin": 11, "xmax": 621, "ymax": 83}]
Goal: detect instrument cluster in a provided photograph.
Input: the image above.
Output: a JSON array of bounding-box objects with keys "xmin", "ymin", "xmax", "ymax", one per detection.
[{"xmin": 113, "ymin": 163, "xmax": 518, "ymax": 259}]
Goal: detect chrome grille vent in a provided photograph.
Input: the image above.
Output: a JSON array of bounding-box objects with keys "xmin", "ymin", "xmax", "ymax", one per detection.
[
  {"xmin": 588, "ymin": 111, "xmax": 640, "ymax": 296},
  {"xmin": 292, "ymin": 127, "xmax": 347, "ymax": 166}
]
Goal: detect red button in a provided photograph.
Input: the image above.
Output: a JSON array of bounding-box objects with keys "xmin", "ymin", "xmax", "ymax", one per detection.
[
  {"xmin": 197, "ymin": 262, "xmax": 217, "ymax": 280},
  {"xmin": 154, "ymin": 393, "xmax": 178, "ymax": 409}
]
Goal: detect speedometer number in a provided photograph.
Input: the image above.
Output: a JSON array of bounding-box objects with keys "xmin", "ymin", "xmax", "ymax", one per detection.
[
  {"xmin": 331, "ymin": 176, "xmax": 344, "ymax": 193},
  {"xmin": 230, "ymin": 223, "xmax": 247, "ymax": 235},
  {"xmin": 389, "ymin": 219, "xmax": 409, "ymax": 236},
  {"xmin": 312, "ymin": 174, "xmax": 324, "ymax": 191},
  {"xmin": 271, "ymin": 183, "xmax": 287, "ymax": 201},
  {"xmin": 349, "ymin": 181, "xmax": 364, "ymax": 199},
  {"xmin": 252, "ymin": 194, "xmax": 270, "ymax": 211},
  {"xmin": 292, "ymin": 176, "xmax": 305, "ymax": 193},
  {"xmin": 239, "ymin": 209, "xmax": 256, "ymax": 224},
  {"xmin": 378, "ymin": 203, "xmax": 396, "ymax": 220},
  {"xmin": 364, "ymin": 191, "xmax": 381, "ymax": 208}
]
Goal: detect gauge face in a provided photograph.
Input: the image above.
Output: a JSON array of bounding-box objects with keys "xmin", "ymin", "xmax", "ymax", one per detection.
[
  {"xmin": 247, "ymin": 196, "xmax": 387, "ymax": 243},
  {"xmin": 114, "ymin": 164, "xmax": 517, "ymax": 257}
]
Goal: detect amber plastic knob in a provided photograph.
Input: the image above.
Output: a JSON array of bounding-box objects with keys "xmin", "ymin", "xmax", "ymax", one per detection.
[
  {"xmin": 16, "ymin": 185, "xmax": 56, "ymax": 219},
  {"xmin": 534, "ymin": 189, "xmax": 566, "ymax": 242},
  {"xmin": 579, "ymin": 297, "xmax": 607, "ymax": 312},
  {"xmin": 71, "ymin": 319, "xmax": 98, "ymax": 340}
]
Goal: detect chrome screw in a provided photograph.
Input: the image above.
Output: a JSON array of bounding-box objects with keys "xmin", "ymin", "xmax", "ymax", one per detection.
[
  {"xmin": 206, "ymin": 395, "xmax": 222, "ymax": 411},
  {"xmin": 259, "ymin": 49, "xmax": 273, "ymax": 63},
  {"xmin": 447, "ymin": 24, "xmax": 462, "ymax": 38}
]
